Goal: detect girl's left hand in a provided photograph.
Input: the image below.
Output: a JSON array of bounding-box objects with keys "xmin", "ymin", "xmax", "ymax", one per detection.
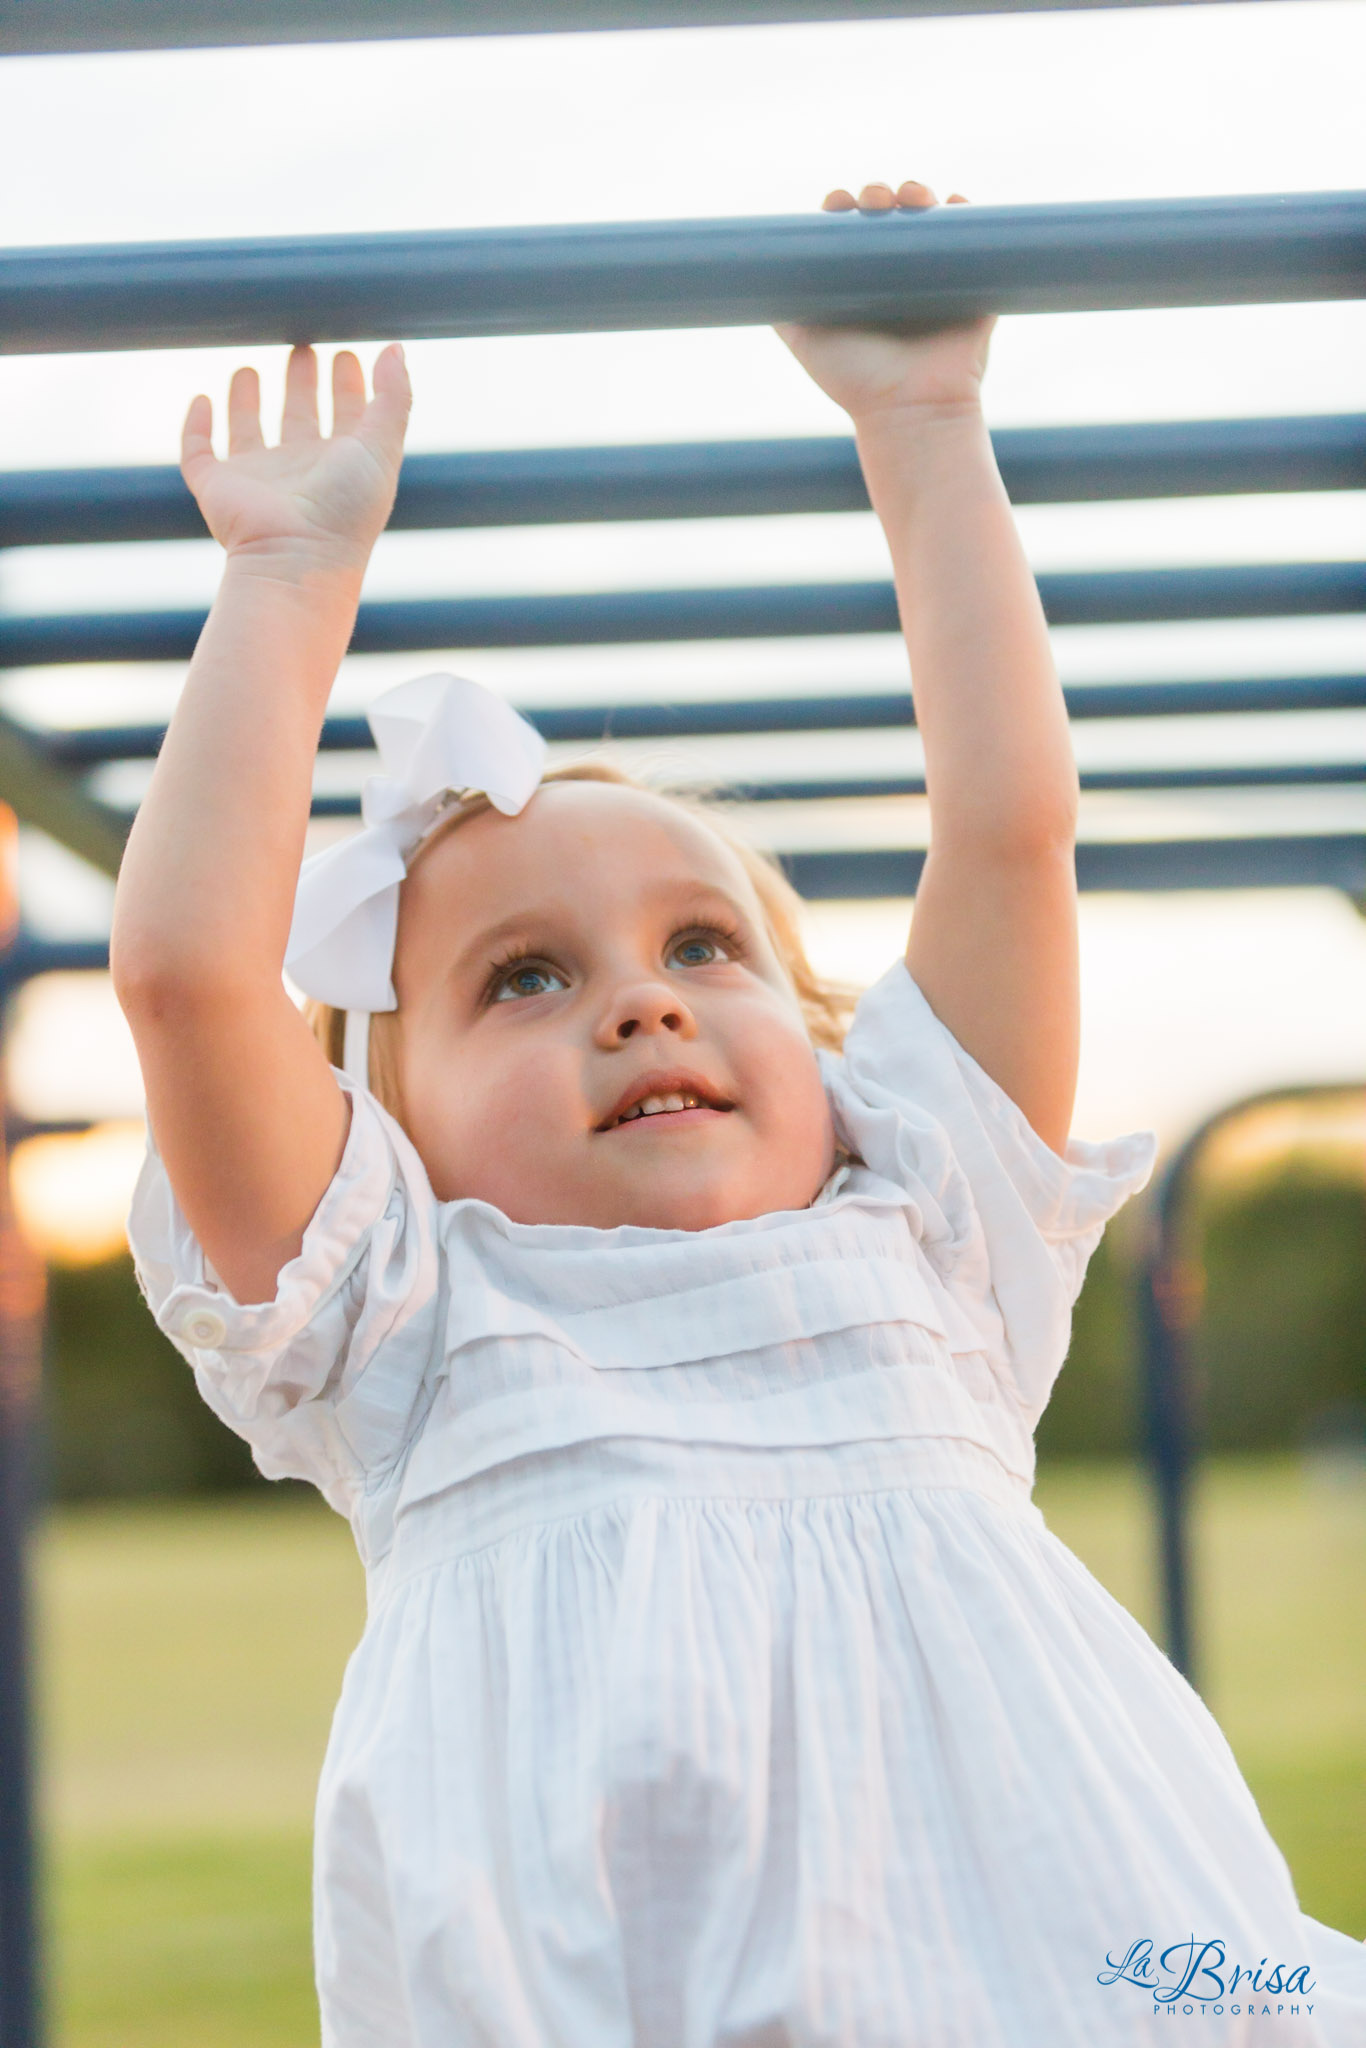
[{"xmin": 773, "ymin": 181, "xmax": 995, "ymax": 423}]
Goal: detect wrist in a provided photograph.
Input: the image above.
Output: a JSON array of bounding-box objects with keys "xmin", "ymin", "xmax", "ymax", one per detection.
[
  {"xmin": 220, "ymin": 535, "xmax": 372, "ymax": 601},
  {"xmin": 853, "ymin": 399, "xmax": 999, "ymax": 515},
  {"xmin": 852, "ymin": 394, "xmax": 987, "ymax": 443}
]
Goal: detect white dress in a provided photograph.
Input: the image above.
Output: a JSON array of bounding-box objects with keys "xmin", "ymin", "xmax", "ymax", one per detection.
[{"xmin": 128, "ymin": 961, "xmax": 1366, "ymax": 2048}]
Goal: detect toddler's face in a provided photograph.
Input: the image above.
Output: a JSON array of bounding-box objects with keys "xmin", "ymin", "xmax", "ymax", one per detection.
[{"xmin": 390, "ymin": 781, "xmax": 837, "ymax": 1230}]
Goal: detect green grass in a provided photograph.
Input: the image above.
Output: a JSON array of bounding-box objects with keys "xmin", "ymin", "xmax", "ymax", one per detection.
[
  {"xmin": 1034, "ymin": 1457, "xmax": 1366, "ymax": 1938},
  {"xmin": 32, "ymin": 1458, "xmax": 1366, "ymax": 2044},
  {"xmin": 47, "ymin": 1834, "xmax": 316, "ymax": 2048}
]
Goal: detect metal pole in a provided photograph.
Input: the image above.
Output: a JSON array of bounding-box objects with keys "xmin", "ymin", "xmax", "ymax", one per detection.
[
  {"xmin": 0, "ymin": 809, "xmax": 45, "ymax": 2048},
  {"xmin": 0, "ymin": 0, "xmax": 1302, "ymax": 59},
  {"xmin": 1134, "ymin": 1082, "xmax": 1366, "ymax": 1690},
  {"xmin": 3, "ymin": 192, "xmax": 1364, "ymax": 356},
  {"xmin": 1137, "ymin": 1192, "xmax": 1199, "ymax": 1685},
  {"xmin": 34, "ymin": 675, "xmax": 1366, "ymax": 768},
  {"xmin": 3, "ymin": 414, "xmax": 1361, "ymax": 546},
  {"xmin": 1, "ymin": 561, "xmax": 1361, "ymax": 670}
]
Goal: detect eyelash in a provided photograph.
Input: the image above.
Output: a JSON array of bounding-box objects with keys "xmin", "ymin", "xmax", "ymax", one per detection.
[{"xmin": 482, "ymin": 921, "xmax": 745, "ymax": 1005}]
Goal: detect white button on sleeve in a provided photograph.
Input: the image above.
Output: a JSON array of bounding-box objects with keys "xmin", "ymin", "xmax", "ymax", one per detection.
[
  {"xmin": 127, "ymin": 1075, "xmax": 443, "ymax": 1501},
  {"xmin": 181, "ymin": 1308, "xmax": 228, "ymax": 1348}
]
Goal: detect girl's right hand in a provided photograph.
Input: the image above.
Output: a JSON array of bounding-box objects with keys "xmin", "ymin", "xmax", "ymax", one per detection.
[{"xmin": 180, "ymin": 341, "xmax": 412, "ymax": 575}]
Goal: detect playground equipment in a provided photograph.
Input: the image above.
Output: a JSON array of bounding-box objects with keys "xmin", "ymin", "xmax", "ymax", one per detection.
[
  {"xmin": 1136, "ymin": 1084, "xmax": 1365, "ymax": 1691},
  {"xmin": 0, "ymin": 9, "xmax": 1362, "ymax": 2045}
]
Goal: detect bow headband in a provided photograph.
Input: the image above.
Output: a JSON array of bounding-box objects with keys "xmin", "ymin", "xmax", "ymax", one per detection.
[{"xmin": 285, "ymin": 672, "xmax": 547, "ymax": 1083}]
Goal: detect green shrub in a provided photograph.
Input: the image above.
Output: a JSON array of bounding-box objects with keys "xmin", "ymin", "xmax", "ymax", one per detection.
[
  {"xmin": 1039, "ymin": 1167, "xmax": 1366, "ymax": 1463},
  {"xmin": 41, "ymin": 1256, "xmax": 266, "ymax": 1500},
  {"xmin": 37, "ymin": 1157, "xmax": 1365, "ymax": 1495}
]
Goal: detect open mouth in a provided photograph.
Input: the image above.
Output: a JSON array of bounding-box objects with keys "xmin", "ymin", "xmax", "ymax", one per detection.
[
  {"xmin": 597, "ymin": 1079, "xmax": 735, "ymax": 1132},
  {"xmin": 611, "ymin": 1090, "xmax": 729, "ymax": 1127}
]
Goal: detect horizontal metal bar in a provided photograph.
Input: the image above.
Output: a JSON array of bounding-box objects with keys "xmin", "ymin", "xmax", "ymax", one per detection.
[
  {"xmin": 107, "ymin": 765, "xmax": 1366, "ymax": 813},
  {"xmin": 0, "ymin": 0, "xmax": 1291, "ymax": 58},
  {"xmin": 37, "ymin": 675, "xmax": 1366, "ymax": 767},
  {"xmin": 4, "ymin": 194, "xmax": 1363, "ymax": 357},
  {"xmin": 630, "ymin": 763, "xmax": 1366, "ymax": 801},
  {"xmin": 1, "ymin": 839, "xmax": 1360, "ymax": 993},
  {"xmin": 5, "ymin": 563, "xmax": 1362, "ymax": 671},
  {"xmin": 3, "ymin": 1114, "xmax": 96, "ymax": 1144},
  {"xmin": 0, "ymin": 938, "xmax": 111, "ymax": 989},
  {"xmin": 4, "ymin": 415, "xmax": 1362, "ymax": 548},
  {"xmin": 783, "ymin": 836, "xmax": 1366, "ymax": 897}
]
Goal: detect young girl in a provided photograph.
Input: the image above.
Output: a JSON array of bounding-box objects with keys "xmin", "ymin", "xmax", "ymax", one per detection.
[{"xmin": 115, "ymin": 180, "xmax": 1366, "ymax": 2046}]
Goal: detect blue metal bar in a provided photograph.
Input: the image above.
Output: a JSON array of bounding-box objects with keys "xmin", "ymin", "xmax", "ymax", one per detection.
[
  {"xmin": 0, "ymin": 842, "xmax": 1359, "ymax": 956},
  {"xmin": 38, "ymin": 675, "xmax": 1366, "ymax": 767},
  {"xmin": 0, "ymin": 916, "xmax": 43, "ymax": 2048},
  {"xmin": 4, "ymin": 194, "xmax": 1363, "ymax": 357},
  {"xmin": 783, "ymin": 836, "xmax": 1366, "ymax": 897},
  {"xmin": 0, "ymin": 0, "xmax": 1297, "ymax": 58},
  {"xmin": 115, "ymin": 765, "xmax": 1366, "ymax": 811},
  {"xmin": 3, "ymin": 415, "xmax": 1361, "ymax": 547},
  {"xmin": 0, "ymin": 1369, "xmax": 40, "ymax": 2048},
  {"xmin": 0, "ymin": 939, "xmax": 110, "ymax": 986},
  {"xmin": 0, "ymin": 1345, "xmax": 40, "ymax": 2048},
  {"xmin": 3, "ymin": 564, "xmax": 1362, "ymax": 671},
  {"xmin": 696, "ymin": 764, "xmax": 1366, "ymax": 800}
]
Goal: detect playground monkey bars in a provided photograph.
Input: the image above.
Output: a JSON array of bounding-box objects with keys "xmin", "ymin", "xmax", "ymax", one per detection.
[{"xmin": 0, "ymin": 24, "xmax": 1363, "ymax": 2048}]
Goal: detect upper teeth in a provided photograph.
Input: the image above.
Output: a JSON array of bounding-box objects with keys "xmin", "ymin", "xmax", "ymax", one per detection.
[{"xmin": 617, "ymin": 1091, "xmax": 702, "ymax": 1123}]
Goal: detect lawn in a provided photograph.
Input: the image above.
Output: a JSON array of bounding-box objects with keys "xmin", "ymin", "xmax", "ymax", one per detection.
[{"xmin": 32, "ymin": 1456, "xmax": 1366, "ymax": 2045}]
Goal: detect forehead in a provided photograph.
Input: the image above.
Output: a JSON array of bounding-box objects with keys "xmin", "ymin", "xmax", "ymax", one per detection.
[{"xmin": 399, "ymin": 778, "xmax": 763, "ymax": 936}]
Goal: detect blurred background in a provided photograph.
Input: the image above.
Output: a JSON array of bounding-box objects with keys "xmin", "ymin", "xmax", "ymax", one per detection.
[{"xmin": 1, "ymin": 4, "xmax": 1363, "ymax": 2041}]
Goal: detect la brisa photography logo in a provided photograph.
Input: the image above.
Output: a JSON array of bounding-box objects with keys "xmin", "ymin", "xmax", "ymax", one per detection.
[{"xmin": 1098, "ymin": 1936, "xmax": 1317, "ymax": 2018}]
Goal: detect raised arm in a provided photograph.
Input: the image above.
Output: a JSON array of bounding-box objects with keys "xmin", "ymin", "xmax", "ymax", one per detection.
[
  {"xmin": 111, "ymin": 343, "xmax": 412, "ymax": 1302},
  {"xmin": 775, "ymin": 181, "xmax": 1080, "ymax": 1154}
]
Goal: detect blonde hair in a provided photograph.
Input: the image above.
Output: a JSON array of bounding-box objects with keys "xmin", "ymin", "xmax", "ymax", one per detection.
[{"xmin": 303, "ymin": 759, "xmax": 856, "ymax": 1127}]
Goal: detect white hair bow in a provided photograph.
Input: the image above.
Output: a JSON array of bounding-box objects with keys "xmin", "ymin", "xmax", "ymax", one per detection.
[{"xmin": 285, "ymin": 672, "xmax": 547, "ymax": 1082}]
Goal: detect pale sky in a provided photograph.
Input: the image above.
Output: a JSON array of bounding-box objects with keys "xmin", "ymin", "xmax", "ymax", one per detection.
[{"xmin": 0, "ymin": 3, "xmax": 1363, "ymax": 1175}]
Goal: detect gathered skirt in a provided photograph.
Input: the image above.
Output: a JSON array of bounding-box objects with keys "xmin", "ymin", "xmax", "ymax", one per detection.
[{"xmin": 312, "ymin": 1468, "xmax": 1366, "ymax": 2047}]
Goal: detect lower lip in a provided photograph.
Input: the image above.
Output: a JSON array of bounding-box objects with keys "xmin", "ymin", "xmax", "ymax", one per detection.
[{"xmin": 606, "ymin": 1106, "xmax": 732, "ymax": 1133}]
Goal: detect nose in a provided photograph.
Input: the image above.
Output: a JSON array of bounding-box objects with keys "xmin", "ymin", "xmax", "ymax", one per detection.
[{"xmin": 595, "ymin": 976, "xmax": 698, "ymax": 1047}]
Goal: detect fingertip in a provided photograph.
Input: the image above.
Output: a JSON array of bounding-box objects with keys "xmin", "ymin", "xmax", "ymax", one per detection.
[
  {"xmin": 180, "ymin": 393, "xmax": 213, "ymax": 468},
  {"xmin": 947, "ymin": 192, "xmax": 970, "ymax": 204},
  {"xmin": 822, "ymin": 188, "xmax": 858, "ymax": 211},
  {"xmin": 374, "ymin": 340, "xmax": 412, "ymax": 395}
]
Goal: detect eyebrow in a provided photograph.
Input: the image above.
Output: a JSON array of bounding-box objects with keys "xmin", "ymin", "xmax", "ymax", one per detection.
[{"xmin": 449, "ymin": 878, "xmax": 757, "ymax": 976}]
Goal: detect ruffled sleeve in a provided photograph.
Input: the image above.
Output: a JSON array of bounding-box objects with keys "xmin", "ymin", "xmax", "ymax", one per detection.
[
  {"xmin": 126, "ymin": 1076, "xmax": 444, "ymax": 1513},
  {"xmin": 819, "ymin": 960, "xmax": 1157, "ymax": 1423}
]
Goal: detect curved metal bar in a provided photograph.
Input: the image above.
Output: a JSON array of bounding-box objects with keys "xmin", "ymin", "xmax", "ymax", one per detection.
[
  {"xmin": 1136, "ymin": 1081, "xmax": 1366, "ymax": 1686},
  {"xmin": 2, "ymin": 414, "xmax": 1361, "ymax": 547},
  {"xmin": 4, "ymin": 193, "xmax": 1364, "ymax": 356}
]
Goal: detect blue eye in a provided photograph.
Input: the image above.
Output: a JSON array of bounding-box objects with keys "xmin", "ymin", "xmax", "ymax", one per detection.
[
  {"xmin": 669, "ymin": 934, "xmax": 725, "ymax": 968},
  {"xmin": 493, "ymin": 961, "xmax": 568, "ymax": 1002}
]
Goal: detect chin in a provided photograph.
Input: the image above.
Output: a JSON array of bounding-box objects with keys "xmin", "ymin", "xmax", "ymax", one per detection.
[{"xmin": 611, "ymin": 1171, "xmax": 812, "ymax": 1235}]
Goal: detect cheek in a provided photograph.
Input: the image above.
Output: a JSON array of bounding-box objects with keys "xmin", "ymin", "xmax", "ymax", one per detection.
[
  {"xmin": 731, "ymin": 1012, "xmax": 833, "ymax": 1149},
  {"xmin": 412, "ymin": 1027, "xmax": 580, "ymax": 1156}
]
